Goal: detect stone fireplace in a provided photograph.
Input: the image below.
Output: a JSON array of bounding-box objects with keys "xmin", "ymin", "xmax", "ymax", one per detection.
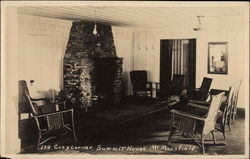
[{"xmin": 56, "ymin": 21, "xmax": 123, "ymax": 111}]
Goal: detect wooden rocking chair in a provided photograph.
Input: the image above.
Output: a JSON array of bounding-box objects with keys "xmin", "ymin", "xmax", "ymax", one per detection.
[
  {"xmin": 168, "ymin": 92, "xmax": 225, "ymax": 154},
  {"xmin": 130, "ymin": 70, "xmax": 153, "ymax": 97},
  {"xmin": 24, "ymin": 91, "xmax": 77, "ymax": 149},
  {"xmin": 188, "ymin": 77, "xmax": 213, "ymax": 101}
]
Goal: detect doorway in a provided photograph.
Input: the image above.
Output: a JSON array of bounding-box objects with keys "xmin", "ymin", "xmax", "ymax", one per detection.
[{"xmin": 159, "ymin": 39, "xmax": 196, "ymax": 99}]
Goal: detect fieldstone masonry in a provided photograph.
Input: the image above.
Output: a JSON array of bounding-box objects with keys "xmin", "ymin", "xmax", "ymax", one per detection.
[{"xmin": 56, "ymin": 21, "xmax": 123, "ymax": 111}]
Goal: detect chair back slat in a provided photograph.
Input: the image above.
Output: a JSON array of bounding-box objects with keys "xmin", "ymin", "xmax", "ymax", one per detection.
[
  {"xmin": 233, "ymin": 80, "xmax": 242, "ymax": 109},
  {"xmin": 227, "ymin": 80, "xmax": 241, "ymax": 114},
  {"xmin": 19, "ymin": 80, "xmax": 32, "ymax": 113},
  {"xmin": 203, "ymin": 92, "xmax": 224, "ymax": 135},
  {"xmin": 24, "ymin": 90, "xmax": 38, "ymax": 115},
  {"xmin": 227, "ymin": 85, "xmax": 235, "ymax": 112}
]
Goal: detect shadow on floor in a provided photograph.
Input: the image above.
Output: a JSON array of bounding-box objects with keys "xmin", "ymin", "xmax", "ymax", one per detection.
[{"xmin": 20, "ymin": 98, "xmax": 245, "ymax": 155}]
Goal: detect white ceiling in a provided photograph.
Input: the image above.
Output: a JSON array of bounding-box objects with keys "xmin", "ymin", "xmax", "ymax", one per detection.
[{"xmin": 18, "ymin": 4, "xmax": 246, "ymax": 28}]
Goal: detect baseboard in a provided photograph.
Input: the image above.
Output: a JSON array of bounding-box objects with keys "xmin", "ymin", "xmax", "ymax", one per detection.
[{"xmin": 237, "ymin": 108, "xmax": 245, "ymax": 118}]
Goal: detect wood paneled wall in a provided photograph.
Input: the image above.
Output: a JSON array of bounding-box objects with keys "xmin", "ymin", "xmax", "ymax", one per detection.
[
  {"xmin": 133, "ymin": 31, "xmax": 160, "ymax": 83},
  {"xmin": 18, "ymin": 14, "xmax": 72, "ymax": 99}
]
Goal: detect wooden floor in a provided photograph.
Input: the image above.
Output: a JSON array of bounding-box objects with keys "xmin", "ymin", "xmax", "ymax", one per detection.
[{"xmin": 21, "ymin": 99, "xmax": 245, "ymax": 155}]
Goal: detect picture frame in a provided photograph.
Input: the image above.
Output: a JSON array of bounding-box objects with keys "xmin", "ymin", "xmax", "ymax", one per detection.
[{"xmin": 208, "ymin": 42, "xmax": 228, "ymax": 74}]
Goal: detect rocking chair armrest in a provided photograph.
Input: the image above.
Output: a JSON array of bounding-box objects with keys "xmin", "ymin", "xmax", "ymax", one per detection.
[
  {"xmin": 188, "ymin": 100, "xmax": 210, "ymax": 106},
  {"xmin": 151, "ymin": 82, "xmax": 160, "ymax": 90},
  {"xmin": 34, "ymin": 108, "xmax": 73, "ymax": 118},
  {"xmin": 155, "ymin": 82, "xmax": 160, "ymax": 88},
  {"xmin": 187, "ymin": 102, "xmax": 209, "ymax": 110},
  {"xmin": 36, "ymin": 101, "xmax": 66, "ymax": 108},
  {"xmin": 188, "ymin": 99, "xmax": 210, "ymax": 105},
  {"xmin": 210, "ymin": 89, "xmax": 229, "ymax": 96},
  {"xmin": 31, "ymin": 97, "xmax": 49, "ymax": 102},
  {"xmin": 170, "ymin": 109, "xmax": 206, "ymax": 121}
]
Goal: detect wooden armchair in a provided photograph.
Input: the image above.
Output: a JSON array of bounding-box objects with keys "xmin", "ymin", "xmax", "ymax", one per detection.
[
  {"xmin": 130, "ymin": 70, "xmax": 153, "ymax": 97},
  {"xmin": 155, "ymin": 74, "xmax": 185, "ymax": 100},
  {"xmin": 24, "ymin": 91, "xmax": 77, "ymax": 149},
  {"xmin": 168, "ymin": 92, "xmax": 225, "ymax": 154},
  {"xmin": 170, "ymin": 74, "xmax": 185, "ymax": 96},
  {"xmin": 187, "ymin": 80, "xmax": 241, "ymax": 138},
  {"xmin": 188, "ymin": 77, "xmax": 212, "ymax": 101},
  {"xmin": 187, "ymin": 89, "xmax": 229, "ymax": 140},
  {"xmin": 219, "ymin": 80, "xmax": 242, "ymax": 131}
]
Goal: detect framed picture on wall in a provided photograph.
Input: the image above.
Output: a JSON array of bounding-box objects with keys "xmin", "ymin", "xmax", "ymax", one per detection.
[{"xmin": 208, "ymin": 42, "xmax": 228, "ymax": 74}]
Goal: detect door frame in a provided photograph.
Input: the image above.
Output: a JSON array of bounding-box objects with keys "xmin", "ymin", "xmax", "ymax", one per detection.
[{"xmin": 159, "ymin": 38, "xmax": 196, "ymax": 99}]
